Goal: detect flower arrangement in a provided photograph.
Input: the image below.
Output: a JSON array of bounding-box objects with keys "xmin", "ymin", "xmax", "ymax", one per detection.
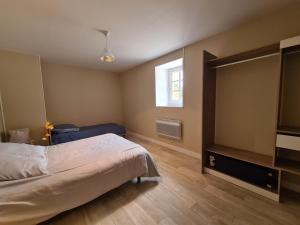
[{"xmin": 42, "ymin": 121, "xmax": 54, "ymax": 144}]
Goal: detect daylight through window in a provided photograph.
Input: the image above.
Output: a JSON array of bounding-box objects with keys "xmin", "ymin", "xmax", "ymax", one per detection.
[{"xmin": 155, "ymin": 58, "xmax": 183, "ymax": 107}]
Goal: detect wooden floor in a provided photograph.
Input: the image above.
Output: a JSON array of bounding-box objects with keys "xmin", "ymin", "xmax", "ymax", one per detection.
[{"xmin": 42, "ymin": 136, "xmax": 300, "ymax": 225}]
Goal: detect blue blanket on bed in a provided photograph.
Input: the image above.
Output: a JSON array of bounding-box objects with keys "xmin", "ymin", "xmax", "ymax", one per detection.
[{"xmin": 51, "ymin": 123, "xmax": 126, "ymax": 145}]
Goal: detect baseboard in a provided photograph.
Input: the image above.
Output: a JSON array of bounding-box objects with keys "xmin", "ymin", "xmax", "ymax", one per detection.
[
  {"xmin": 205, "ymin": 167, "xmax": 280, "ymax": 202},
  {"xmin": 127, "ymin": 131, "xmax": 201, "ymax": 159}
]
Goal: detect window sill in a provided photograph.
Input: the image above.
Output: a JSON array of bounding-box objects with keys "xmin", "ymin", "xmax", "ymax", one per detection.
[{"xmin": 155, "ymin": 106, "xmax": 184, "ymax": 109}]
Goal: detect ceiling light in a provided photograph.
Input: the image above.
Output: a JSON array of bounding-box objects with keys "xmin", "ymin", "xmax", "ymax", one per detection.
[{"xmin": 99, "ymin": 30, "xmax": 115, "ymax": 63}]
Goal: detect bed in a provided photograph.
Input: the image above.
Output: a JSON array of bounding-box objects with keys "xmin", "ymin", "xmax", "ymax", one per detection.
[
  {"xmin": 0, "ymin": 134, "xmax": 159, "ymax": 225},
  {"xmin": 51, "ymin": 123, "xmax": 126, "ymax": 145}
]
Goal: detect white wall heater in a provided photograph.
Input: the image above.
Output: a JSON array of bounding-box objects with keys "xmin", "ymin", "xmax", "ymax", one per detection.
[{"xmin": 156, "ymin": 119, "xmax": 182, "ymax": 140}]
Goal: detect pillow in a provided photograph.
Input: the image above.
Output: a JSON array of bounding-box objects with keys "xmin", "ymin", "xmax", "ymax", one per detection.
[
  {"xmin": 0, "ymin": 143, "xmax": 48, "ymax": 181},
  {"xmin": 52, "ymin": 124, "xmax": 79, "ymax": 134},
  {"xmin": 9, "ymin": 128, "xmax": 30, "ymax": 143}
]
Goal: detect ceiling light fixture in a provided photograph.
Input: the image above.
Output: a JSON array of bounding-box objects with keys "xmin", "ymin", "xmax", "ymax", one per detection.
[{"xmin": 99, "ymin": 30, "xmax": 115, "ymax": 63}]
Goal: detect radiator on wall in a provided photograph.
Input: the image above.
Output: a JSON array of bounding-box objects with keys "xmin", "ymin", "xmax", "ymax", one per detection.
[{"xmin": 156, "ymin": 119, "xmax": 182, "ymax": 140}]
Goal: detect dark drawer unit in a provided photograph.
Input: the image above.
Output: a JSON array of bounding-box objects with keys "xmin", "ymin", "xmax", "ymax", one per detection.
[{"xmin": 206, "ymin": 152, "xmax": 279, "ymax": 192}]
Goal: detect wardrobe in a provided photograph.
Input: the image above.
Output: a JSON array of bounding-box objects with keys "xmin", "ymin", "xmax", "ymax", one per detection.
[{"xmin": 202, "ymin": 35, "xmax": 300, "ymax": 202}]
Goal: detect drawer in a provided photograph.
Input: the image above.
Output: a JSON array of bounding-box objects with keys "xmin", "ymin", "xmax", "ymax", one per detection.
[
  {"xmin": 206, "ymin": 152, "xmax": 279, "ymax": 191},
  {"xmin": 276, "ymin": 134, "xmax": 300, "ymax": 152}
]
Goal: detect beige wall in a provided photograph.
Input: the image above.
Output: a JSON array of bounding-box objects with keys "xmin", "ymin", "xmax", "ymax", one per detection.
[
  {"xmin": 0, "ymin": 93, "xmax": 4, "ymax": 142},
  {"xmin": 121, "ymin": 3, "xmax": 300, "ymax": 155},
  {"xmin": 0, "ymin": 111, "xmax": 3, "ymax": 134},
  {"xmin": 0, "ymin": 50, "xmax": 47, "ymax": 143},
  {"xmin": 42, "ymin": 63, "xmax": 123, "ymax": 126},
  {"xmin": 215, "ymin": 56, "xmax": 280, "ymax": 156}
]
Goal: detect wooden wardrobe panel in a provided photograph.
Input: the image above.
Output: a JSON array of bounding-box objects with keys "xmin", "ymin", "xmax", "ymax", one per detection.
[
  {"xmin": 202, "ymin": 51, "xmax": 217, "ymax": 172},
  {"xmin": 280, "ymin": 53, "xmax": 300, "ymax": 128}
]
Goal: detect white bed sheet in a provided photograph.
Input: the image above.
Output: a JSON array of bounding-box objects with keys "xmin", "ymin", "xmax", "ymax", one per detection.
[{"xmin": 0, "ymin": 134, "xmax": 159, "ymax": 225}]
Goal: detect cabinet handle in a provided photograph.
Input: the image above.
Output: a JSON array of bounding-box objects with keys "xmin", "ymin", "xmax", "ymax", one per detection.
[
  {"xmin": 267, "ymin": 184, "xmax": 272, "ymax": 189},
  {"xmin": 209, "ymin": 155, "xmax": 215, "ymax": 167},
  {"xmin": 267, "ymin": 172, "xmax": 273, "ymax": 177}
]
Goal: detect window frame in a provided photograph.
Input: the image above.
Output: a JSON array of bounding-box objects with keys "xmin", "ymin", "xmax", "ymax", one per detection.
[{"xmin": 167, "ymin": 66, "xmax": 183, "ymax": 107}]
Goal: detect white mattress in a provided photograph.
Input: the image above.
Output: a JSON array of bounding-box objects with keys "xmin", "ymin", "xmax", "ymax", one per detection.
[{"xmin": 0, "ymin": 134, "xmax": 159, "ymax": 225}]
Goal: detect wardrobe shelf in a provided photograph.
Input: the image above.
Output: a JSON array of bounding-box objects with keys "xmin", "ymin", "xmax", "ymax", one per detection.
[
  {"xmin": 277, "ymin": 126, "xmax": 300, "ymax": 136},
  {"xmin": 276, "ymin": 158, "xmax": 300, "ymax": 176},
  {"xmin": 206, "ymin": 145, "xmax": 274, "ymax": 169},
  {"xmin": 207, "ymin": 43, "xmax": 280, "ymax": 68}
]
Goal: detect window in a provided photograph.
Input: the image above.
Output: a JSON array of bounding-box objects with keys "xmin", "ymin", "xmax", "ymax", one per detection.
[{"xmin": 155, "ymin": 58, "xmax": 183, "ymax": 107}]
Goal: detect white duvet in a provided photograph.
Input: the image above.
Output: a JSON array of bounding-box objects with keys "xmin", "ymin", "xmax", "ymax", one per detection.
[{"xmin": 0, "ymin": 134, "xmax": 160, "ymax": 225}]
